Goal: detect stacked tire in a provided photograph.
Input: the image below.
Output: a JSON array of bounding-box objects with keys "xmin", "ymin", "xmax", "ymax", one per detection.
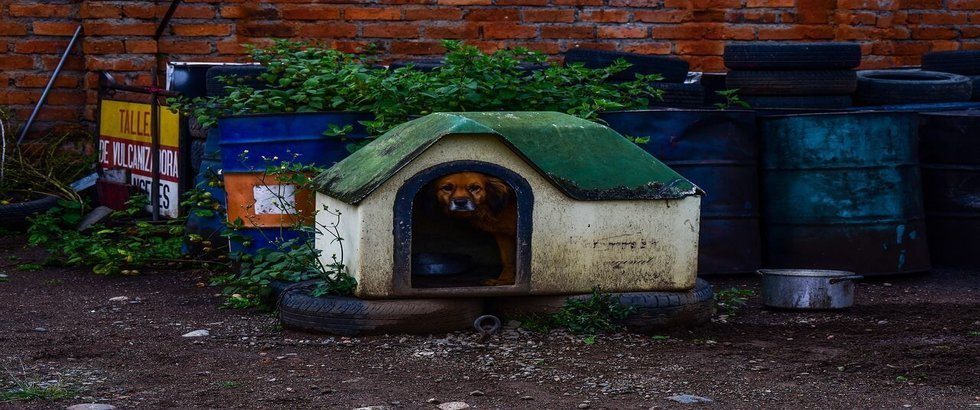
[
  {"xmin": 564, "ymin": 49, "xmax": 702, "ymax": 108},
  {"xmin": 921, "ymin": 50, "xmax": 980, "ymax": 101},
  {"xmin": 724, "ymin": 43, "xmax": 861, "ymax": 109}
]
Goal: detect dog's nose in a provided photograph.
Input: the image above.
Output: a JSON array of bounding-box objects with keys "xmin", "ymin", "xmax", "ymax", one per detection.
[{"xmin": 452, "ymin": 199, "xmax": 468, "ymax": 207}]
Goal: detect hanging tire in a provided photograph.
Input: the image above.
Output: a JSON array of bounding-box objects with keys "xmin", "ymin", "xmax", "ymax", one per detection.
[
  {"xmin": 724, "ymin": 42, "xmax": 862, "ymax": 70},
  {"xmin": 278, "ymin": 287, "xmax": 484, "ymax": 336},
  {"xmin": 855, "ymin": 69, "xmax": 973, "ymax": 106},
  {"xmin": 0, "ymin": 195, "xmax": 60, "ymax": 228},
  {"xmin": 205, "ymin": 65, "xmax": 268, "ymax": 98},
  {"xmin": 725, "ymin": 70, "xmax": 858, "ymax": 95},
  {"xmin": 741, "ymin": 95, "xmax": 853, "ymax": 109},
  {"xmin": 648, "ymin": 82, "xmax": 706, "ymax": 108},
  {"xmin": 487, "ymin": 279, "xmax": 715, "ymax": 332},
  {"xmin": 565, "ymin": 48, "xmax": 690, "ymax": 83},
  {"xmin": 922, "ymin": 50, "xmax": 980, "ymax": 76}
]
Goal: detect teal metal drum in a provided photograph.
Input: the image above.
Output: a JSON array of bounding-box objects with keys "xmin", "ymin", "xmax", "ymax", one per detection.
[{"xmin": 759, "ymin": 112, "xmax": 930, "ymax": 275}]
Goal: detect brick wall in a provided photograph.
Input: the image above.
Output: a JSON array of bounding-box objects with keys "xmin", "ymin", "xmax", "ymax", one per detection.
[{"xmin": 2, "ymin": 0, "xmax": 979, "ymax": 135}]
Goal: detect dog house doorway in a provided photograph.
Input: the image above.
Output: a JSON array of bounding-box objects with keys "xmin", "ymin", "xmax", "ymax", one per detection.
[{"xmin": 393, "ymin": 160, "xmax": 533, "ymax": 295}]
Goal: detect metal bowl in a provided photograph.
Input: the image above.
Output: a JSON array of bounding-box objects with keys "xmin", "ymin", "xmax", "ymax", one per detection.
[
  {"xmin": 412, "ymin": 253, "xmax": 472, "ymax": 276},
  {"xmin": 758, "ymin": 269, "xmax": 863, "ymax": 309}
]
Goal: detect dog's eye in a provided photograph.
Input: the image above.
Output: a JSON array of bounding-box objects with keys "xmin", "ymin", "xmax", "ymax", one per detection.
[
  {"xmin": 440, "ymin": 184, "xmax": 453, "ymax": 192},
  {"xmin": 468, "ymin": 185, "xmax": 481, "ymax": 192}
]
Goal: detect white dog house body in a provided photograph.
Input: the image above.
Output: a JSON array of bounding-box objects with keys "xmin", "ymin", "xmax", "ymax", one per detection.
[{"xmin": 315, "ymin": 112, "xmax": 703, "ymax": 299}]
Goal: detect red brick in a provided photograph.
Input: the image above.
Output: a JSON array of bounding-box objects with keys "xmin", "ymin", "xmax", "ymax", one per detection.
[
  {"xmin": 948, "ymin": 0, "xmax": 980, "ymax": 9},
  {"xmin": 171, "ymin": 5, "xmax": 216, "ymax": 19},
  {"xmin": 899, "ymin": 0, "xmax": 942, "ymax": 7},
  {"xmin": 510, "ymin": 41, "xmax": 561, "ymax": 54},
  {"xmin": 159, "ymin": 40, "xmax": 214, "ymax": 54},
  {"xmin": 497, "ymin": 0, "xmax": 548, "ymax": 4},
  {"xmin": 0, "ymin": 56, "xmax": 35, "ymax": 70},
  {"xmin": 13, "ymin": 39, "xmax": 70, "ymax": 54},
  {"xmin": 552, "ymin": 0, "xmax": 604, "ymax": 5},
  {"xmin": 907, "ymin": 12, "xmax": 969, "ymax": 25},
  {"xmin": 481, "ymin": 23, "xmax": 537, "ymax": 39},
  {"xmin": 294, "ymin": 24, "xmax": 358, "ymax": 38},
  {"xmin": 363, "ymin": 23, "xmax": 419, "ymax": 38},
  {"xmin": 86, "ymin": 57, "xmax": 154, "ymax": 71},
  {"xmin": 0, "ymin": 22, "xmax": 29, "ymax": 36},
  {"xmin": 437, "ymin": 0, "xmax": 492, "ymax": 5},
  {"xmin": 9, "ymin": 4, "xmax": 74, "ymax": 18},
  {"xmin": 747, "ymin": 0, "xmax": 793, "ymax": 6},
  {"xmin": 911, "ymin": 26, "xmax": 958, "ymax": 39},
  {"xmin": 581, "ymin": 10, "xmax": 631, "ymax": 23},
  {"xmin": 345, "ymin": 8, "xmax": 402, "ymax": 20},
  {"xmin": 635, "ymin": 10, "xmax": 691, "ymax": 23},
  {"xmin": 597, "ymin": 26, "xmax": 648, "ymax": 39},
  {"xmin": 83, "ymin": 22, "xmax": 155, "ymax": 36},
  {"xmin": 15, "ymin": 74, "xmax": 78, "ymax": 89},
  {"xmin": 173, "ymin": 24, "xmax": 233, "ymax": 37},
  {"xmin": 609, "ymin": 0, "xmax": 661, "ymax": 6},
  {"xmin": 122, "ymin": 4, "xmax": 158, "ymax": 19},
  {"xmin": 33, "ymin": 22, "xmax": 80, "ymax": 36},
  {"xmin": 79, "ymin": 3, "xmax": 122, "ymax": 18},
  {"xmin": 281, "ymin": 5, "xmax": 342, "ymax": 20},
  {"xmin": 220, "ymin": 5, "xmax": 280, "ymax": 19},
  {"xmin": 424, "ymin": 23, "xmax": 480, "ymax": 39},
  {"xmin": 390, "ymin": 40, "xmax": 446, "ymax": 54},
  {"xmin": 404, "ymin": 8, "xmax": 464, "ymax": 20},
  {"xmin": 125, "ymin": 40, "xmax": 158, "ymax": 54},
  {"xmin": 652, "ymin": 24, "xmax": 708, "ymax": 39},
  {"xmin": 622, "ymin": 42, "xmax": 673, "ymax": 55},
  {"xmin": 466, "ymin": 8, "xmax": 519, "ymax": 21},
  {"xmin": 541, "ymin": 25, "xmax": 595, "ymax": 39},
  {"xmin": 522, "ymin": 9, "xmax": 576, "ymax": 23},
  {"xmin": 45, "ymin": 91, "xmax": 86, "ymax": 106},
  {"xmin": 81, "ymin": 40, "xmax": 126, "ymax": 55}
]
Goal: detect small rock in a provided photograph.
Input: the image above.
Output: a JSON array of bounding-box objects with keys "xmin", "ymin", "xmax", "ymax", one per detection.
[
  {"xmin": 353, "ymin": 406, "xmax": 392, "ymax": 410},
  {"xmin": 34, "ymin": 327, "xmax": 47, "ymax": 332},
  {"xmin": 108, "ymin": 296, "xmax": 129, "ymax": 302},
  {"xmin": 469, "ymin": 390, "xmax": 485, "ymax": 397},
  {"xmin": 578, "ymin": 403, "xmax": 591, "ymax": 409},
  {"xmin": 426, "ymin": 398, "xmax": 440, "ymax": 404},
  {"xmin": 437, "ymin": 402, "xmax": 470, "ymax": 410},
  {"xmin": 67, "ymin": 404, "xmax": 116, "ymax": 410},
  {"xmin": 182, "ymin": 329, "xmax": 209, "ymax": 337},
  {"xmin": 521, "ymin": 396, "xmax": 533, "ymax": 400},
  {"xmin": 666, "ymin": 394, "xmax": 712, "ymax": 404}
]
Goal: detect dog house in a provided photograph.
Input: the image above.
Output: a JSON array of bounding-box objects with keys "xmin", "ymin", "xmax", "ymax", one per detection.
[{"xmin": 314, "ymin": 112, "xmax": 703, "ymax": 299}]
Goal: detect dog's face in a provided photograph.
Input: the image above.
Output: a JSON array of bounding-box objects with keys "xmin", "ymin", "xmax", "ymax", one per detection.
[{"xmin": 433, "ymin": 172, "xmax": 510, "ymax": 215}]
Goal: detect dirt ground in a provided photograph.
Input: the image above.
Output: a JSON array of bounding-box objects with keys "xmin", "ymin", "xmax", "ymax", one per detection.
[{"xmin": 1, "ymin": 233, "xmax": 978, "ymax": 410}]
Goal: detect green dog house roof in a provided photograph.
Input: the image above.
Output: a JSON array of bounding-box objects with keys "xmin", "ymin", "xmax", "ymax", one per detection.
[{"xmin": 315, "ymin": 112, "xmax": 701, "ymax": 204}]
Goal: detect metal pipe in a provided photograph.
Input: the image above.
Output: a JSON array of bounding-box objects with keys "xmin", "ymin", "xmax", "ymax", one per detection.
[
  {"xmin": 17, "ymin": 25, "xmax": 83, "ymax": 145},
  {"xmin": 155, "ymin": 0, "xmax": 183, "ymax": 40}
]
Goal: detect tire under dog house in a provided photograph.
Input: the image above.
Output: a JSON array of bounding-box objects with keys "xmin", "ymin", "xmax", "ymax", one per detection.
[
  {"xmin": 277, "ymin": 284, "xmax": 484, "ymax": 336},
  {"xmin": 486, "ymin": 278, "xmax": 716, "ymax": 332}
]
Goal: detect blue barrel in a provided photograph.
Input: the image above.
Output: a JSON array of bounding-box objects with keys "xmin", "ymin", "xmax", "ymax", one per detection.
[
  {"xmin": 599, "ymin": 109, "xmax": 760, "ymax": 274},
  {"xmin": 218, "ymin": 111, "xmax": 372, "ymax": 253},
  {"xmin": 919, "ymin": 110, "xmax": 980, "ymax": 268},
  {"xmin": 183, "ymin": 127, "xmax": 228, "ymax": 254},
  {"xmin": 759, "ymin": 112, "xmax": 930, "ymax": 275}
]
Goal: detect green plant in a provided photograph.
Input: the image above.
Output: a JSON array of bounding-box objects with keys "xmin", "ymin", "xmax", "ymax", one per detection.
[
  {"xmin": 27, "ymin": 196, "xmax": 184, "ymax": 276},
  {"xmin": 715, "ymin": 287, "xmax": 754, "ymax": 315},
  {"xmin": 169, "ymin": 40, "xmax": 665, "ymax": 139},
  {"xmin": 714, "ymin": 89, "xmax": 751, "ymax": 110},
  {"xmin": 15, "ymin": 263, "xmax": 41, "ymax": 272},
  {"xmin": 0, "ymin": 384, "xmax": 76, "ymax": 402},
  {"xmin": 519, "ymin": 288, "xmax": 634, "ymax": 335}
]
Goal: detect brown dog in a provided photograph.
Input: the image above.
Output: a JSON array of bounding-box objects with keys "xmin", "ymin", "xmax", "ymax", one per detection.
[{"xmin": 433, "ymin": 172, "xmax": 517, "ymax": 285}]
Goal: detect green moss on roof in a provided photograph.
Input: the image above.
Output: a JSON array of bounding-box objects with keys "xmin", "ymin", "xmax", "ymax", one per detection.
[{"xmin": 315, "ymin": 112, "xmax": 700, "ymax": 204}]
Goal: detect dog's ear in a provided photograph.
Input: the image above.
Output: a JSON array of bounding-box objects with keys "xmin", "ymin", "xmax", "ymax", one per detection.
[{"xmin": 485, "ymin": 176, "xmax": 511, "ymax": 213}]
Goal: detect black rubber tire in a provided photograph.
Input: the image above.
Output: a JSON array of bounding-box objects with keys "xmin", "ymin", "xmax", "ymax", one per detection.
[
  {"xmin": 855, "ymin": 69, "xmax": 973, "ymax": 106},
  {"xmin": 648, "ymin": 82, "xmax": 705, "ymax": 108},
  {"xmin": 278, "ymin": 289, "xmax": 484, "ymax": 336},
  {"xmin": 205, "ymin": 65, "xmax": 268, "ymax": 98},
  {"xmin": 741, "ymin": 94, "xmax": 853, "ymax": 109},
  {"xmin": 922, "ymin": 50, "xmax": 980, "ymax": 76},
  {"xmin": 724, "ymin": 42, "xmax": 862, "ymax": 70},
  {"xmin": 725, "ymin": 70, "xmax": 858, "ymax": 95},
  {"xmin": 0, "ymin": 195, "xmax": 60, "ymax": 228},
  {"xmin": 565, "ymin": 48, "xmax": 690, "ymax": 83},
  {"xmin": 487, "ymin": 279, "xmax": 715, "ymax": 332},
  {"xmin": 190, "ymin": 139, "xmax": 205, "ymax": 175},
  {"xmin": 388, "ymin": 59, "xmax": 550, "ymax": 73},
  {"xmin": 186, "ymin": 116, "xmax": 208, "ymax": 140},
  {"xmin": 972, "ymin": 76, "xmax": 980, "ymax": 101}
]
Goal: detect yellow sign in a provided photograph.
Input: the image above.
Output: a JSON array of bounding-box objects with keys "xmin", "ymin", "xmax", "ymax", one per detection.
[{"xmin": 98, "ymin": 99, "xmax": 181, "ymax": 218}]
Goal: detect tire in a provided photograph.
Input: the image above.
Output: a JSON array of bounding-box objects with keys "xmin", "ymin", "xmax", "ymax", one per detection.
[
  {"xmin": 922, "ymin": 50, "xmax": 980, "ymax": 76},
  {"xmin": 741, "ymin": 95, "xmax": 853, "ymax": 109},
  {"xmin": 565, "ymin": 48, "xmax": 690, "ymax": 83},
  {"xmin": 487, "ymin": 279, "xmax": 716, "ymax": 332},
  {"xmin": 724, "ymin": 42, "xmax": 862, "ymax": 70},
  {"xmin": 389, "ymin": 59, "xmax": 550, "ymax": 73},
  {"xmin": 0, "ymin": 195, "xmax": 60, "ymax": 228},
  {"xmin": 186, "ymin": 116, "xmax": 208, "ymax": 140},
  {"xmin": 972, "ymin": 76, "xmax": 980, "ymax": 101},
  {"xmin": 648, "ymin": 82, "xmax": 705, "ymax": 108},
  {"xmin": 205, "ymin": 65, "xmax": 268, "ymax": 98},
  {"xmin": 190, "ymin": 139, "xmax": 205, "ymax": 175},
  {"xmin": 278, "ymin": 288, "xmax": 484, "ymax": 336},
  {"xmin": 725, "ymin": 70, "xmax": 858, "ymax": 95},
  {"xmin": 855, "ymin": 69, "xmax": 973, "ymax": 106}
]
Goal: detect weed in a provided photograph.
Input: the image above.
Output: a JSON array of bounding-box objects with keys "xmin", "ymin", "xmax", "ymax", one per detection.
[
  {"xmin": 519, "ymin": 288, "xmax": 634, "ymax": 336},
  {"xmin": 714, "ymin": 89, "xmax": 751, "ymax": 110},
  {"xmin": 0, "ymin": 385, "xmax": 76, "ymax": 402},
  {"xmin": 651, "ymin": 335, "xmax": 670, "ymax": 341},
  {"xmin": 0, "ymin": 274, "xmax": 7, "ymax": 283},
  {"xmin": 968, "ymin": 331, "xmax": 980, "ymax": 337},
  {"xmin": 44, "ymin": 279, "xmax": 62, "ymax": 285},
  {"xmin": 715, "ymin": 287, "xmax": 754, "ymax": 316},
  {"xmin": 16, "ymin": 263, "xmax": 41, "ymax": 272},
  {"xmin": 219, "ymin": 381, "xmax": 240, "ymax": 389}
]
